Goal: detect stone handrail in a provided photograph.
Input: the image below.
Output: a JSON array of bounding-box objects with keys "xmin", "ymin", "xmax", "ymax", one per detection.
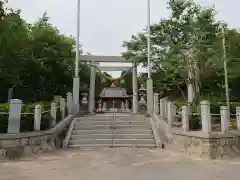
[
  {"xmin": 152, "ymin": 114, "xmax": 170, "ymax": 145},
  {"xmin": 62, "ymin": 118, "xmax": 77, "ymax": 148},
  {"xmin": 0, "ymin": 114, "xmax": 76, "ymax": 159},
  {"xmin": 149, "ymin": 115, "xmax": 162, "ymax": 148},
  {"xmin": 0, "ymin": 115, "xmax": 73, "ymax": 140}
]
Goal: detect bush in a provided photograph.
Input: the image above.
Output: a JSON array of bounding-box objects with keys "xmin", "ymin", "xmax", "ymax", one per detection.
[
  {"xmin": 172, "ymin": 100, "xmax": 186, "ymax": 108},
  {"xmin": 189, "ymin": 115, "xmax": 202, "ymax": 130},
  {"xmin": 0, "ymin": 114, "xmax": 9, "ymax": 133},
  {"xmin": 229, "ymin": 119, "xmax": 237, "ymax": 130},
  {"xmin": 0, "ymin": 103, "xmax": 9, "ymax": 112}
]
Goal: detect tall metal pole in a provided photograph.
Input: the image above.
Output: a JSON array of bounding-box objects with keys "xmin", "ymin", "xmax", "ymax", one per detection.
[
  {"xmin": 72, "ymin": 0, "xmax": 81, "ymax": 114},
  {"xmin": 147, "ymin": 0, "xmax": 151, "ymax": 78},
  {"xmin": 75, "ymin": 0, "xmax": 80, "ymax": 77},
  {"xmin": 222, "ymin": 27, "xmax": 230, "ymax": 112},
  {"xmin": 146, "ymin": 0, "xmax": 153, "ymax": 114}
]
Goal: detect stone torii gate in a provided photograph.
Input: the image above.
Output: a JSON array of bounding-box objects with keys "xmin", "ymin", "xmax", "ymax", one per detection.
[{"xmin": 80, "ymin": 55, "xmax": 138, "ymax": 114}]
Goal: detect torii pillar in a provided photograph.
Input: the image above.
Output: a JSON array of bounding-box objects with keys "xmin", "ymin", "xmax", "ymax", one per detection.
[
  {"xmin": 88, "ymin": 61, "xmax": 96, "ymax": 114},
  {"xmin": 132, "ymin": 62, "xmax": 138, "ymax": 114}
]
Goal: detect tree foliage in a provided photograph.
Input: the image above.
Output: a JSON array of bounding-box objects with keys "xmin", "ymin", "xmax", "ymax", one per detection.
[
  {"xmin": 122, "ymin": 0, "xmax": 240, "ymax": 103},
  {"xmin": 0, "ymin": 1, "xmax": 103, "ymax": 102}
]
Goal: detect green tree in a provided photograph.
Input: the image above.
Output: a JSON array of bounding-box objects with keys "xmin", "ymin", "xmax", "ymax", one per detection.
[
  {"xmin": 0, "ymin": 1, "xmax": 105, "ymax": 102},
  {"xmin": 122, "ymin": 0, "xmax": 240, "ymax": 104}
]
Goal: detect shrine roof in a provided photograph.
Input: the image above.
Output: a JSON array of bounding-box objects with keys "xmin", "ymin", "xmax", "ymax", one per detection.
[{"xmin": 99, "ymin": 87, "xmax": 131, "ymax": 98}]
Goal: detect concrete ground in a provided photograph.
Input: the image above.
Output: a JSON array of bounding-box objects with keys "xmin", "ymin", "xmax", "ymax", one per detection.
[{"xmin": 0, "ymin": 148, "xmax": 240, "ymax": 180}]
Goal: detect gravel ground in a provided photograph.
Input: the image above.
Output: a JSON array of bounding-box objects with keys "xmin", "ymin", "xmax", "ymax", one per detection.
[{"xmin": 0, "ymin": 148, "xmax": 240, "ymax": 180}]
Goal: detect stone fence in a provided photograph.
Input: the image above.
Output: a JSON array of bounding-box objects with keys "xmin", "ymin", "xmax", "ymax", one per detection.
[
  {"xmin": 0, "ymin": 92, "xmax": 78, "ymax": 160},
  {"xmin": 152, "ymin": 95, "xmax": 240, "ymax": 160}
]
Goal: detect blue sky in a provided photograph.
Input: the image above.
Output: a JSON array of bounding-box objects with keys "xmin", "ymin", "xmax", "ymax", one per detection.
[{"xmin": 7, "ymin": 0, "xmax": 240, "ymax": 77}]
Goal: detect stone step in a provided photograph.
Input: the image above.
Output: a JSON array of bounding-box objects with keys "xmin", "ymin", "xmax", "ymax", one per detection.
[
  {"xmin": 74, "ymin": 121, "xmax": 150, "ymax": 126},
  {"xmin": 73, "ymin": 124, "xmax": 152, "ymax": 130},
  {"xmin": 70, "ymin": 134, "xmax": 154, "ymax": 140},
  {"xmin": 76, "ymin": 117, "xmax": 113, "ymax": 120},
  {"xmin": 68, "ymin": 144, "xmax": 156, "ymax": 148},
  {"xmin": 115, "ymin": 117, "xmax": 148, "ymax": 121},
  {"xmin": 75, "ymin": 118, "xmax": 148, "ymax": 122},
  {"xmin": 71, "ymin": 129, "xmax": 153, "ymax": 135},
  {"xmin": 68, "ymin": 139, "xmax": 156, "ymax": 145}
]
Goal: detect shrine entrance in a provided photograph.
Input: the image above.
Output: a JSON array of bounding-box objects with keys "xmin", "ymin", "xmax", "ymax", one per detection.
[
  {"xmin": 99, "ymin": 87, "xmax": 131, "ymax": 113},
  {"xmin": 80, "ymin": 55, "xmax": 139, "ymax": 114}
]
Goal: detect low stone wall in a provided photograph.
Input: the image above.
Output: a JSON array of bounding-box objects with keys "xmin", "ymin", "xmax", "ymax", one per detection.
[
  {"xmin": 167, "ymin": 129, "xmax": 240, "ymax": 159},
  {"xmin": 0, "ymin": 115, "xmax": 74, "ymax": 159}
]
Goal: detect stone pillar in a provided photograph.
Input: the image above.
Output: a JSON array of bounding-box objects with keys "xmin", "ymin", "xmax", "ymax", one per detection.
[
  {"xmin": 60, "ymin": 97, "xmax": 66, "ymax": 119},
  {"xmin": 188, "ymin": 84, "xmax": 194, "ymax": 103},
  {"xmin": 73, "ymin": 77, "xmax": 80, "ymax": 114},
  {"xmin": 172, "ymin": 104, "xmax": 177, "ymax": 123},
  {"xmin": 34, "ymin": 104, "xmax": 42, "ymax": 131},
  {"xmin": 50, "ymin": 102, "xmax": 57, "ymax": 127},
  {"xmin": 121, "ymin": 101, "xmax": 125, "ymax": 112},
  {"xmin": 220, "ymin": 106, "xmax": 229, "ymax": 133},
  {"xmin": 153, "ymin": 93, "xmax": 159, "ymax": 114},
  {"xmin": 7, "ymin": 99, "xmax": 22, "ymax": 134},
  {"xmin": 200, "ymin": 100, "xmax": 211, "ymax": 133},
  {"xmin": 163, "ymin": 97, "xmax": 168, "ymax": 119},
  {"xmin": 125, "ymin": 100, "xmax": 130, "ymax": 112},
  {"xmin": 88, "ymin": 61, "xmax": 96, "ymax": 114},
  {"xmin": 236, "ymin": 107, "xmax": 240, "ymax": 130},
  {"xmin": 97, "ymin": 101, "xmax": 102, "ymax": 112},
  {"xmin": 67, "ymin": 92, "xmax": 73, "ymax": 115},
  {"xmin": 187, "ymin": 69, "xmax": 194, "ymax": 104},
  {"xmin": 160, "ymin": 98, "xmax": 165, "ymax": 120},
  {"xmin": 182, "ymin": 105, "xmax": 189, "ymax": 132},
  {"xmin": 54, "ymin": 95, "xmax": 61, "ymax": 105},
  {"xmin": 132, "ymin": 63, "xmax": 138, "ymax": 114},
  {"xmin": 167, "ymin": 101, "xmax": 174, "ymax": 135},
  {"xmin": 147, "ymin": 78, "xmax": 153, "ymax": 114},
  {"xmin": 102, "ymin": 101, "xmax": 107, "ymax": 112},
  {"xmin": 167, "ymin": 101, "xmax": 174, "ymax": 126}
]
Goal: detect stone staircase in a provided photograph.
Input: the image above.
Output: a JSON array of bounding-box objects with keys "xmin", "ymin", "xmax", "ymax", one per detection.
[{"xmin": 67, "ymin": 114, "xmax": 157, "ymax": 148}]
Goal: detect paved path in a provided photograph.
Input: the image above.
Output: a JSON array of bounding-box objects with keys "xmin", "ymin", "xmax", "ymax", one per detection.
[{"xmin": 0, "ymin": 148, "xmax": 240, "ymax": 180}]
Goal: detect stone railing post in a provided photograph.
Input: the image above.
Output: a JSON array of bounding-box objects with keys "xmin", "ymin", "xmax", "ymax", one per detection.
[
  {"xmin": 8, "ymin": 99, "xmax": 22, "ymax": 134},
  {"xmin": 160, "ymin": 98, "xmax": 165, "ymax": 120},
  {"xmin": 172, "ymin": 104, "xmax": 177, "ymax": 123},
  {"xmin": 164, "ymin": 97, "xmax": 168, "ymax": 119},
  {"xmin": 167, "ymin": 101, "xmax": 174, "ymax": 126},
  {"xmin": 153, "ymin": 93, "xmax": 159, "ymax": 114},
  {"xmin": 50, "ymin": 102, "xmax": 57, "ymax": 127},
  {"xmin": 182, "ymin": 105, "xmax": 189, "ymax": 132},
  {"xmin": 200, "ymin": 100, "xmax": 211, "ymax": 133},
  {"xmin": 236, "ymin": 107, "xmax": 240, "ymax": 130},
  {"xmin": 60, "ymin": 97, "xmax": 66, "ymax": 119},
  {"xmin": 67, "ymin": 92, "xmax": 73, "ymax": 115},
  {"xmin": 220, "ymin": 106, "xmax": 229, "ymax": 133},
  {"xmin": 34, "ymin": 104, "xmax": 42, "ymax": 131},
  {"xmin": 167, "ymin": 101, "xmax": 174, "ymax": 134},
  {"xmin": 54, "ymin": 95, "xmax": 61, "ymax": 105}
]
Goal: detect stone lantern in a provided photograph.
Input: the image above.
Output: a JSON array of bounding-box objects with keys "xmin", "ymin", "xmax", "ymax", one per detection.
[
  {"xmin": 97, "ymin": 99, "xmax": 103, "ymax": 113},
  {"xmin": 81, "ymin": 93, "xmax": 88, "ymax": 105},
  {"xmin": 138, "ymin": 84, "xmax": 147, "ymax": 114},
  {"xmin": 81, "ymin": 92, "xmax": 88, "ymax": 113}
]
